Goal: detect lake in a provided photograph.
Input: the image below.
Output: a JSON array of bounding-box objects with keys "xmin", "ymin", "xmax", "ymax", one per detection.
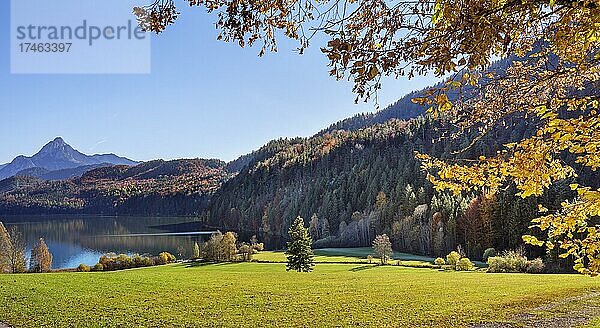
[{"xmin": 1, "ymin": 216, "xmax": 216, "ymax": 269}]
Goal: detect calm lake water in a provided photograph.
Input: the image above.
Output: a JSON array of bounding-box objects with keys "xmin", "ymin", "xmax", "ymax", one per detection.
[{"xmin": 2, "ymin": 216, "xmax": 215, "ymax": 269}]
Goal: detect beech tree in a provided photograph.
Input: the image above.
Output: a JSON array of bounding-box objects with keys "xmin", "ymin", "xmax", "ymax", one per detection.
[
  {"xmin": 201, "ymin": 231, "xmax": 238, "ymax": 262},
  {"xmin": 201, "ymin": 232, "xmax": 223, "ymax": 261},
  {"xmin": 221, "ymin": 232, "xmax": 238, "ymax": 261},
  {"xmin": 458, "ymin": 195, "xmax": 495, "ymax": 258},
  {"xmin": 285, "ymin": 216, "xmax": 314, "ymax": 272},
  {"xmin": 30, "ymin": 238, "xmax": 53, "ymax": 273},
  {"xmin": 138, "ymin": 0, "xmax": 599, "ymax": 273}
]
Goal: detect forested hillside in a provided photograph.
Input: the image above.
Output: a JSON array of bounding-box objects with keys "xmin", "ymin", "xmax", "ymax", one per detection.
[
  {"xmin": 204, "ymin": 113, "xmax": 583, "ymax": 267},
  {"xmin": 0, "ymin": 159, "xmax": 230, "ymax": 216}
]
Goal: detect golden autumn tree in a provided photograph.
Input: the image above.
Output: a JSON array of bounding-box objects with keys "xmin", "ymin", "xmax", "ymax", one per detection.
[
  {"xmin": 30, "ymin": 238, "xmax": 53, "ymax": 273},
  {"xmin": 136, "ymin": 0, "xmax": 599, "ymax": 273}
]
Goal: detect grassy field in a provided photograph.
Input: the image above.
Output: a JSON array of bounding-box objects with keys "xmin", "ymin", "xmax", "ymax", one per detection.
[
  {"xmin": 315, "ymin": 247, "xmax": 436, "ymax": 261},
  {"xmin": 254, "ymin": 247, "xmax": 479, "ymax": 268},
  {"xmin": 254, "ymin": 250, "xmax": 366, "ymax": 263},
  {"xmin": 254, "ymin": 246, "xmax": 436, "ymax": 263},
  {"xmin": 254, "ymin": 247, "xmax": 435, "ymax": 262},
  {"xmin": 0, "ymin": 260, "xmax": 599, "ymax": 327}
]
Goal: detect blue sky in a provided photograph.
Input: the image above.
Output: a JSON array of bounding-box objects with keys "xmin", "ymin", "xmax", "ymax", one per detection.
[{"xmin": 0, "ymin": 1, "xmax": 439, "ymax": 164}]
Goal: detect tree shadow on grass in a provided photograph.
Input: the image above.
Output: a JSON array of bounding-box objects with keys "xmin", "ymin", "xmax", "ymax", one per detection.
[
  {"xmin": 349, "ymin": 265, "xmax": 377, "ymax": 272},
  {"xmin": 183, "ymin": 261, "xmax": 238, "ymax": 268}
]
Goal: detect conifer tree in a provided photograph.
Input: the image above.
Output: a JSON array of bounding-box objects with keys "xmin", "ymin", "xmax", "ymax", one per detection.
[{"xmin": 285, "ymin": 216, "xmax": 314, "ymax": 272}]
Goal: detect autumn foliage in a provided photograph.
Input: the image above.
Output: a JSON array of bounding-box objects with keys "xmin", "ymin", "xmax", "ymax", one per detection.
[
  {"xmin": 30, "ymin": 238, "xmax": 53, "ymax": 273},
  {"xmin": 0, "ymin": 159, "xmax": 231, "ymax": 215}
]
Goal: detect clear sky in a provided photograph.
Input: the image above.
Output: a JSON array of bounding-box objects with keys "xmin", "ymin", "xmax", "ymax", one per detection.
[{"xmin": 0, "ymin": 1, "xmax": 439, "ymax": 164}]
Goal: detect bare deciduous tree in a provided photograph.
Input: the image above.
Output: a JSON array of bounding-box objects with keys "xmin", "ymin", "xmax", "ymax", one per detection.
[
  {"xmin": 372, "ymin": 234, "xmax": 393, "ymax": 265},
  {"xmin": 0, "ymin": 222, "xmax": 11, "ymax": 273},
  {"xmin": 6, "ymin": 226, "xmax": 26, "ymax": 274}
]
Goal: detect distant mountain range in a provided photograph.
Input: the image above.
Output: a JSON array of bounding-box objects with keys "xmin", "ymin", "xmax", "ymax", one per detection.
[
  {"xmin": 0, "ymin": 137, "xmax": 139, "ymax": 181},
  {"xmin": 0, "ymin": 158, "xmax": 231, "ymax": 215}
]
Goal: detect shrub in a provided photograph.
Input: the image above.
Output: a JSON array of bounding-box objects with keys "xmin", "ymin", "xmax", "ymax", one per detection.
[
  {"xmin": 487, "ymin": 249, "xmax": 529, "ymax": 273},
  {"xmin": 98, "ymin": 254, "xmax": 116, "ymax": 270},
  {"xmin": 398, "ymin": 261, "xmax": 435, "ymax": 268},
  {"xmin": 526, "ymin": 258, "xmax": 545, "ymax": 273},
  {"xmin": 92, "ymin": 263, "xmax": 104, "ymax": 271},
  {"xmin": 446, "ymin": 251, "xmax": 461, "ymax": 266},
  {"xmin": 456, "ymin": 257, "xmax": 474, "ymax": 271},
  {"xmin": 487, "ymin": 257, "xmax": 505, "ymax": 273},
  {"xmin": 115, "ymin": 254, "xmax": 134, "ymax": 269},
  {"xmin": 503, "ymin": 249, "xmax": 527, "ymax": 272},
  {"xmin": 176, "ymin": 244, "xmax": 188, "ymax": 259},
  {"xmin": 482, "ymin": 248, "xmax": 497, "ymax": 261},
  {"xmin": 99, "ymin": 253, "xmax": 136, "ymax": 270},
  {"xmin": 238, "ymin": 243, "xmax": 255, "ymax": 262},
  {"xmin": 132, "ymin": 254, "xmax": 144, "ymax": 267},
  {"xmin": 157, "ymin": 252, "xmax": 176, "ymax": 265},
  {"xmin": 96, "ymin": 252, "xmax": 173, "ymax": 271},
  {"xmin": 164, "ymin": 252, "xmax": 176, "ymax": 262},
  {"xmin": 77, "ymin": 264, "xmax": 90, "ymax": 272},
  {"xmin": 141, "ymin": 257, "xmax": 155, "ymax": 267},
  {"xmin": 434, "ymin": 257, "xmax": 446, "ymax": 266},
  {"xmin": 254, "ymin": 243, "xmax": 264, "ymax": 252},
  {"xmin": 155, "ymin": 255, "xmax": 167, "ymax": 265}
]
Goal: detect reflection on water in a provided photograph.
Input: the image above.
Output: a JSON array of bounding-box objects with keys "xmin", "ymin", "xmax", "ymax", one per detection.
[{"xmin": 2, "ymin": 216, "xmax": 214, "ymax": 269}]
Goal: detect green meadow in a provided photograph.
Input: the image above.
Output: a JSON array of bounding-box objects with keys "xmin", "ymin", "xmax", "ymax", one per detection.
[
  {"xmin": 0, "ymin": 256, "xmax": 599, "ymax": 327},
  {"xmin": 254, "ymin": 247, "xmax": 480, "ymax": 267}
]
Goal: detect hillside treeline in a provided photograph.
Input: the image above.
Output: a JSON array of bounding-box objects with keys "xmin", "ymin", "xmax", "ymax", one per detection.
[{"xmin": 204, "ymin": 115, "xmax": 581, "ymax": 268}]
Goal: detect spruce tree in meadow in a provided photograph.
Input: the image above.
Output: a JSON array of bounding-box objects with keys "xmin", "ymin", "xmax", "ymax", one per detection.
[{"xmin": 285, "ymin": 217, "xmax": 314, "ymax": 272}]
